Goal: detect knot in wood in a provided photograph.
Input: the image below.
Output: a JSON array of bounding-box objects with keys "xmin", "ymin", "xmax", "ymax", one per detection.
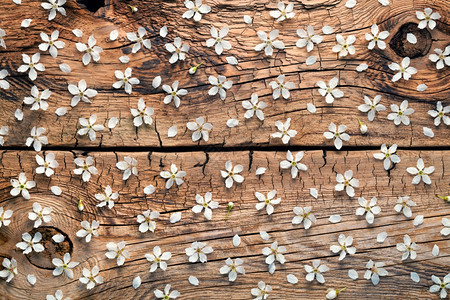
[{"xmin": 389, "ymin": 23, "xmax": 432, "ymax": 58}]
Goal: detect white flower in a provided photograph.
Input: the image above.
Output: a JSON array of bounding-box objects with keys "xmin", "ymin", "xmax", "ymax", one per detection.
[
  {"xmin": 332, "ymin": 34, "xmax": 356, "ymax": 57},
  {"xmin": 442, "ymin": 218, "xmax": 450, "ymax": 236},
  {"xmin": 255, "ymin": 190, "xmax": 281, "ymax": 215},
  {"xmin": 255, "ymin": 30, "xmax": 285, "ymax": 56},
  {"xmin": 39, "ymin": 30, "xmax": 65, "ymax": 57},
  {"xmin": 429, "ymin": 46, "xmax": 450, "ymax": 70},
  {"xmin": 105, "ymin": 241, "xmax": 129, "ymax": 266},
  {"xmin": 41, "ymin": 0, "xmax": 66, "ymax": 21},
  {"xmin": 137, "ymin": 209, "xmax": 160, "ymax": 233},
  {"xmin": 78, "ymin": 114, "xmax": 105, "ymax": 141},
  {"xmin": 185, "ymin": 241, "xmax": 213, "ymax": 263},
  {"xmin": 335, "ymin": 170, "xmax": 359, "ymax": 197},
  {"xmin": 326, "ymin": 288, "xmax": 347, "ymax": 299},
  {"xmin": 251, "ymin": 281, "xmax": 272, "ymax": 300},
  {"xmin": 76, "ymin": 220, "xmax": 99, "ymax": 242},
  {"xmin": 165, "ymin": 37, "xmax": 189, "ymax": 64},
  {"xmin": 0, "ymin": 69, "xmax": 9, "ymax": 90},
  {"xmin": 269, "ymin": 74, "xmax": 295, "ymax": 100},
  {"xmin": 396, "ymin": 234, "xmax": 418, "ymax": 260},
  {"xmin": 23, "ymin": 85, "xmax": 51, "ymax": 111},
  {"xmin": 208, "ymin": 75, "xmax": 232, "ymax": 100},
  {"xmin": 394, "ymin": 196, "xmax": 417, "ymax": 218},
  {"xmin": 154, "ymin": 284, "xmax": 180, "ymax": 299},
  {"xmin": 220, "ymin": 160, "xmax": 244, "ymax": 188},
  {"xmin": 292, "ymin": 206, "xmax": 316, "ymax": 229},
  {"xmin": 17, "ymin": 53, "xmax": 45, "ymax": 81},
  {"xmin": 407, "ymin": 158, "xmax": 434, "ymax": 185},
  {"xmin": 116, "ymin": 156, "xmax": 138, "ymax": 180},
  {"xmin": 389, "ymin": 57, "xmax": 417, "ymax": 82},
  {"xmin": 73, "ymin": 156, "xmax": 98, "ymax": 182},
  {"xmin": 127, "ymin": 27, "xmax": 151, "ymax": 53},
  {"xmin": 16, "ymin": 232, "xmax": 44, "ymax": 254},
  {"xmin": 356, "ymin": 197, "xmax": 381, "ymax": 224},
  {"xmin": 0, "ymin": 258, "xmax": 18, "ymax": 282},
  {"xmin": 364, "ymin": 260, "xmax": 388, "ymax": 286},
  {"xmin": 0, "ymin": 126, "xmax": 8, "ymax": 146},
  {"xmin": 305, "ymin": 259, "xmax": 329, "ymax": 283},
  {"xmin": 187, "ymin": 116, "xmax": 212, "ymax": 142},
  {"xmin": 262, "ymin": 241, "xmax": 286, "ymax": 274},
  {"xmin": 430, "ymin": 274, "xmax": 450, "ymax": 298},
  {"xmin": 26, "ymin": 126, "xmax": 48, "ymax": 151},
  {"xmin": 76, "ymin": 35, "xmax": 103, "ymax": 65},
  {"xmin": 182, "ymin": 0, "xmax": 211, "ymax": 21},
  {"xmin": 95, "ymin": 185, "xmax": 118, "ymax": 209},
  {"xmin": 52, "ymin": 253, "xmax": 79, "ymax": 279},
  {"xmin": 0, "ymin": 28, "xmax": 6, "ymax": 49},
  {"xmin": 0, "ymin": 207, "xmax": 13, "ymax": 227},
  {"xmin": 28, "ymin": 202, "xmax": 51, "ymax": 228},
  {"xmin": 68, "ymin": 79, "xmax": 97, "ymax": 107},
  {"xmin": 242, "ymin": 93, "xmax": 267, "ymax": 120},
  {"xmin": 130, "ymin": 98, "xmax": 153, "ymax": 127},
  {"xmin": 206, "ymin": 26, "xmax": 231, "ymax": 55},
  {"xmin": 387, "ymin": 100, "xmax": 414, "ymax": 125},
  {"xmin": 146, "ymin": 246, "xmax": 172, "ymax": 272},
  {"xmin": 113, "ymin": 67, "xmax": 139, "ymax": 94},
  {"xmin": 160, "ymin": 164, "xmax": 186, "ymax": 189},
  {"xmin": 416, "ymin": 8, "xmax": 441, "ymax": 30},
  {"xmin": 79, "ymin": 266, "xmax": 103, "ymax": 290},
  {"xmin": 192, "ymin": 192, "xmax": 219, "ymax": 220},
  {"xmin": 428, "ymin": 101, "xmax": 449, "ymax": 126},
  {"xmin": 296, "ymin": 25, "xmax": 322, "ymax": 52},
  {"xmin": 36, "ymin": 152, "xmax": 59, "ymax": 177},
  {"xmin": 365, "ymin": 24, "xmax": 389, "ymax": 50},
  {"xmin": 271, "ymin": 118, "xmax": 297, "ymax": 144},
  {"xmin": 373, "ymin": 144, "xmax": 400, "ymax": 170},
  {"xmin": 10, "ymin": 172, "xmax": 35, "ymax": 200},
  {"xmin": 324, "ymin": 122, "xmax": 350, "ymax": 150},
  {"xmin": 220, "ymin": 258, "xmax": 245, "ymax": 281},
  {"xmin": 358, "ymin": 95, "xmax": 386, "ymax": 121},
  {"xmin": 270, "ymin": 2, "xmax": 295, "ymax": 22},
  {"xmin": 317, "ymin": 77, "xmax": 343, "ymax": 104},
  {"xmin": 163, "ymin": 80, "xmax": 188, "ymax": 108},
  {"xmin": 330, "ymin": 234, "xmax": 356, "ymax": 260},
  {"xmin": 280, "ymin": 150, "xmax": 307, "ymax": 178}
]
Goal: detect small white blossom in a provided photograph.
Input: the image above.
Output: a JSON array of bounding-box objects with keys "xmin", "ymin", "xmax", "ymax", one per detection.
[
  {"xmin": 330, "ymin": 234, "xmax": 356, "ymax": 260},
  {"xmin": 0, "ymin": 207, "xmax": 13, "ymax": 227},
  {"xmin": 95, "ymin": 185, "xmax": 118, "ymax": 209},
  {"xmin": 387, "ymin": 100, "xmax": 414, "ymax": 125},
  {"xmin": 116, "ymin": 156, "xmax": 138, "ymax": 180},
  {"xmin": 428, "ymin": 101, "xmax": 449, "ymax": 126},
  {"xmin": 220, "ymin": 258, "xmax": 245, "ymax": 282},
  {"xmin": 154, "ymin": 284, "xmax": 180, "ymax": 299},
  {"xmin": 407, "ymin": 158, "xmax": 434, "ymax": 185},
  {"xmin": 36, "ymin": 152, "xmax": 58, "ymax": 177},
  {"xmin": 220, "ymin": 160, "xmax": 244, "ymax": 188},
  {"xmin": 429, "ymin": 46, "xmax": 450, "ymax": 70},
  {"xmin": 317, "ymin": 77, "xmax": 343, "ymax": 104},
  {"xmin": 131, "ymin": 98, "xmax": 153, "ymax": 127},
  {"xmin": 0, "ymin": 258, "xmax": 18, "ymax": 282},
  {"xmin": 26, "ymin": 126, "xmax": 48, "ymax": 151},
  {"xmin": 292, "ymin": 207, "xmax": 316, "ymax": 229},
  {"xmin": 335, "ymin": 170, "xmax": 359, "ymax": 197},
  {"xmin": 356, "ymin": 197, "xmax": 381, "ymax": 224},
  {"xmin": 373, "ymin": 144, "xmax": 400, "ymax": 170},
  {"xmin": 389, "ymin": 57, "xmax": 417, "ymax": 82},
  {"xmin": 73, "ymin": 156, "xmax": 98, "ymax": 182},
  {"xmin": 396, "ymin": 234, "xmax": 418, "ymax": 260},
  {"xmin": 17, "ymin": 53, "xmax": 45, "ymax": 81},
  {"xmin": 365, "ymin": 24, "xmax": 389, "ymax": 50},
  {"xmin": 251, "ymin": 281, "xmax": 272, "ymax": 300},
  {"xmin": 161, "ymin": 164, "xmax": 186, "ymax": 189},
  {"xmin": 187, "ymin": 117, "xmax": 212, "ymax": 142},
  {"xmin": 113, "ymin": 67, "xmax": 139, "ymax": 94},
  {"xmin": 332, "ymin": 35, "xmax": 356, "ymax": 57},
  {"xmin": 52, "ymin": 253, "xmax": 79, "ymax": 279},
  {"xmin": 39, "ymin": 30, "xmax": 65, "ymax": 57},
  {"xmin": 242, "ymin": 93, "xmax": 267, "ymax": 120},
  {"xmin": 271, "ymin": 118, "xmax": 297, "ymax": 144},
  {"xmin": 24, "ymin": 85, "xmax": 51, "ymax": 111},
  {"xmin": 324, "ymin": 123, "xmax": 350, "ymax": 150},
  {"xmin": 280, "ymin": 150, "xmax": 307, "ymax": 178},
  {"xmin": 163, "ymin": 80, "xmax": 188, "ymax": 108},
  {"xmin": 416, "ymin": 8, "xmax": 441, "ymax": 30},
  {"xmin": 394, "ymin": 196, "xmax": 417, "ymax": 218},
  {"xmin": 206, "ymin": 26, "xmax": 231, "ymax": 55},
  {"xmin": 192, "ymin": 192, "xmax": 219, "ymax": 220},
  {"xmin": 430, "ymin": 274, "xmax": 450, "ymax": 298},
  {"xmin": 165, "ymin": 37, "xmax": 189, "ymax": 64},
  {"xmin": 28, "ymin": 202, "xmax": 51, "ymax": 228},
  {"xmin": 358, "ymin": 95, "xmax": 386, "ymax": 121},
  {"xmin": 364, "ymin": 260, "xmax": 388, "ymax": 286},
  {"xmin": 182, "ymin": 0, "xmax": 211, "ymax": 21},
  {"xmin": 255, "ymin": 190, "xmax": 281, "ymax": 215},
  {"xmin": 255, "ymin": 30, "xmax": 285, "ymax": 56},
  {"xmin": 76, "ymin": 220, "xmax": 99, "ymax": 242},
  {"xmin": 208, "ymin": 75, "xmax": 232, "ymax": 100},
  {"xmin": 185, "ymin": 241, "xmax": 213, "ymax": 263},
  {"xmin": 68, "ymin": 79, "xmax": 97, "ymax": 107},
  {"xmin": 105, "ymin": 241, "xmax": 129, "ymax": 266},
  {"xmin": 79, "ymin": 266, "xmax": 103, "ymax": 290},
  {"xmin": 10, "ymin": 172, "xmax": 35, "ymax": 200},
  {"xmin": 146, "ymin": 246, "xmax": 172, "ymax": 272},
  {"xmin": 262, "ymin": 241, "xmax": 286, "ymax": 274},
  {"xmin": 326, "ymin": 288, "xmax": 347, "ymax": 299},
  {"xmin": 270, "ymin": 74, "xmax": 295, "ymax": 100},
  {"xmin": 137, "ymin": 209, "xmax": 160, "ymax": 233},
  {"xmin": 296, "ymin": 25, "xmax": 322, "ymax": 52},
  {"xmin": 305, "ymin": 260, "xmax": 329, "ymax": 283},
  {"xmin": 78, "ymin": 115, "xmax": 105, "ymax": 141},
  {"xmin": 270, "ymin": 2, "xmax": 295, "ymax": 22},
  {"xmin": 16, "ymin": 232, "xmax": 44, "ymax": 254},
  {"xmin": 76, "ymin": 35, "xmax": 103, "ymax": 65},
  {"xmin": 0, "ymin": 69, "xmax": 9, "ymax": 90},
  {"xmin": 41, "ymin": 0, "xmax": 66, "ymax": 21},
  {"xmin": 127, "ymin": 27, "xmax": 151, "ymax": 53}
]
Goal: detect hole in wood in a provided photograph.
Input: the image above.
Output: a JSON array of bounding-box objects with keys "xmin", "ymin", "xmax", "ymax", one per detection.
[
  {"xmin": 389, "ymin": 23, "xmax": 432, "ymax": 58},
  {"xmin": 25, "ymin": 227, "xmax": 72, "ymax": 269},
  {"xmin": 77, "ymin": 0, "xmax": 105, "ymax": 13}
]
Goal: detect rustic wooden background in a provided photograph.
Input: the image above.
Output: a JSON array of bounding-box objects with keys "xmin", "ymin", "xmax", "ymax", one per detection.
[{"xmin": 0, "ymin": 0, "xmax": 449, "ymax": 299}]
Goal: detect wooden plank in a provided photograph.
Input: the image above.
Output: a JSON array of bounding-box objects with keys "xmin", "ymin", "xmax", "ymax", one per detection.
[
  {"xmin": 0, "ymin": 149, "xmax": 448, "ymax": 299},
  {"xmin": 0, "ymin": 0, "xmax": 449, "ymax": 148}
]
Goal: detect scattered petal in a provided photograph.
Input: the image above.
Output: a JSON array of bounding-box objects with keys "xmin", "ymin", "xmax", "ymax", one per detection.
[
  {"xmin": 233, "ymin": 234, "xmax": 241, "ymax": 247},
  {"xmin": 417, "ymin": 84, "xmax": 427, "ymax": 91},
  {"xmin": 188, "ymin": 275, "xmax": 199, "ymax": 286},
  {"xmin": 132, "ymin": 276, "xmax": 141, "ymax": 289},
  {"xmin": 50, "ymin": 186, "xmax": 62, "ymax": 195},
  {"xmin": 160, "ymin": 26, "xmax": 168, "ymax": 38},
  {"xmin": 72, "ymin": 29, "xmax": 83, "ymax": 37},
  {"xmin": 110, "ymin": 29, "xmax": 119, "ymax": 41},
  {"xmin": 226, "ymin": 56, "xmax": 238, "ymax": 65},
  {"xmin": 377, "ymin": 232, "xmax": 387, "ymax": 243},
  {"xmin": 108, "ymin": 117, "xmax": 119, "ymax": 129},
  {"xmin": 348, "ymin": 269, "xmax": 358, "ymax": 280},
  {"xmin": 52, "ymin": 234, "xmax": 65, "ymax": 243},
  {"xmin": 410, "ymin": 272, "xmax": 420, "ymax": 283},
  {"xmin": 287, "ymin": 274, "xmax": 298, "ymax": 284},
  {"xmin": 256, "ymin": 167, "xmax": 266, "ymax": 175},
  {"xmin": 59, "ymin": 63, "xmax": 71, "ymax": 73},
  {"xmin": 305, "ymin": 56, "xmax": 317, "ymax": 66},
  {"xmin": 260, "ymin": 231, "xmax": 270, "ymax": 241},
  {"xmin": 15, "ymin": 108, "xmax": 23, "ymax": 121},
  {"xmin": 27, "ymin": 274, "xmax": 36, "ymax": 285},
  {"xmin": 356, "ymin": 63, "xmax": 368, "ymax": 72},
  {"xmin": 119, "ymin": 55, "xmax": 130, "ymax": 63},
  {"xmin": 413, "ymin": 215, "xmax": 424, "ymax": 226},
  {"xmin": 406, "ymin": 33, "xmax": 417, "ymax": 44},
  {"xmin": 170, "ymin": 212, "xmax": 181, "ymax": 223},
  {"xmin": 322, "ymin": 26, "xmax": 334, "ymax": 35},
  {"xmin": 307, "ymin": 103, "xmax": 316, "ymax": 113},
  {"xmin": 21, "ymin": 19, "xmax": 32, "ymax": 28},
  {"xmin": 329, "ymin": 214, "xmax": 341, "ymax": 223},
  {"xmin": 432, "ymin": 244, "xmax": 439, "ymax": 256},
  {"xmin": 244, "ymin": 15, "xmax": 252, "ymax": 24},
  {"xmin": 226, "ymin": 119, "xmax": 239, "ymax": 128},
  {"xmin": 168, "ymin": 125, "xmax": 177, "ymax": 137},
  {"xmin": 152, "ymin": 76, "xmax": 161, "ymax": 88},
  {"xmin": 345, "ymin": 0, "xmax": 356, "ymax": 9},
  {"xmin": 55, "ymin": 107, "xmax": 67, "ymax": 116},
  {"xmin": 310, "ymin": 188, "xmax": 318, "ymax": 199},
  {"xmin": 423, "ymin": 127, "xmax": 434, "ymax": 138}
]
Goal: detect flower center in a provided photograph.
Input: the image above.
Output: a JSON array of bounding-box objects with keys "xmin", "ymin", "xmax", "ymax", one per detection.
[
  {"xmin": 172, "ymin": 91, "xmax": 177, "ymax": 96},
  {"xmin": 418, "ymin": 170, "xmax": 423, "ymax": 175},
  {"xmin": 265, "ymin": 199, "xmax": 270, "ymax": 204},
  {"xmin": 398, "ymin": 111, "xmax": 403, "ymax": 116}
]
